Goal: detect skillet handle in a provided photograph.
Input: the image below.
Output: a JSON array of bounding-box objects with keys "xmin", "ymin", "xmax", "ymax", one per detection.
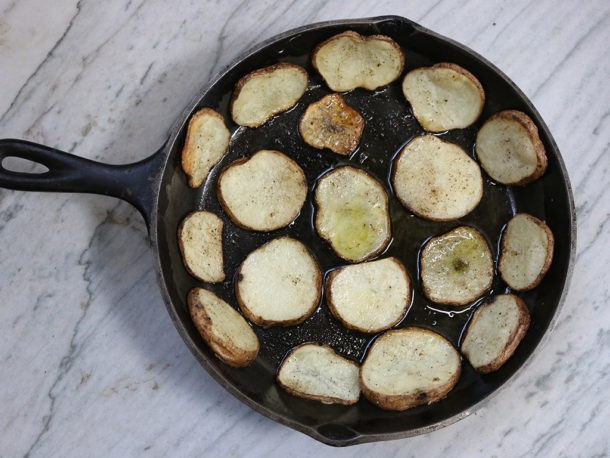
[{"xmin": 0, "ymin": 138, "xmax": 165, "ymax": 228}]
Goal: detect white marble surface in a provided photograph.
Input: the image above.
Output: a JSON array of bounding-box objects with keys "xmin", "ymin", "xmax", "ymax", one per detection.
[{"xmin": 0, "ymin": 0, "xmax": 608, "ymax": 456}]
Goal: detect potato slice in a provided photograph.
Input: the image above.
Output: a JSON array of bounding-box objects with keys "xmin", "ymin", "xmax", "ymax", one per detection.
[
  {"xmin": 235, "ymin": 237, "xmax": 322, "ymax": 327},
  {"xmin": 217, "ymin": 150, "xmax": 307, "ymax": 231},
  {"xmin": 421, "ymin": 226, "xmax": 493, "ymax": 305},
  {"xmin": 499, "ymin": 213, "xmax": 554, "ymax": 290},
  {"xmin": 326, "ymin": 257, "xmax": 411, "ymax": 333},
  {"xmin": 298, "ymin": 93, "xmax": 364, "ymax": 155},
  {"xmin": 461, "ymin": 294, "xmax": 530, "ymax": 373},
  {"xmin": 188, "ymin": 288, "xmax": 259, "ymax": 368},
  {"xmin": 181, "ymin": 108, "xmax": 230, "ymax": 188},
  {"xmin": 277, "ymin": 343, "xmax": 360, "ymax": 405},
  {"xmin": 230, "ymin": 63, "xmax": 308, "ymax": 127},
  {"xmin": 312, "ymin": 31, "xmax": 404, "ymax": 92},
  {"xmin": 178, "ymin": 211, "xmax": 224, "ymax": 283},
  {"xmin": 314, "ymin": 166, "xmax": 391, "ymax": 263},
  {"xmin": 392, "ymin": 135, "xmax": 483, "ymax": 221},
  {"xmin": 476, "ymin": 110, "xmax": 547, "ymax": 185},
  {"xmin": 402, "ymin": 62, "xmax": 485, "ymax": 132},
  {"xmin": 361, "ymin": 327, "xmax": 461, "ymax": 411}
]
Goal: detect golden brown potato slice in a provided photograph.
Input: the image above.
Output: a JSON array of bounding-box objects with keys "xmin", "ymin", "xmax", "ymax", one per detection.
[
  {"xmin": 298, "ymin": 93, "xmax": 364, "ymax": 155},
  {"xmin": 230, "ymin": 63, "xmax": 308, "ymax": 127},
  {"xmin": 420, "ymin": 226, "xmax": 493, "ymax": 305},
  {"xmin": 392, "ymin": 135, "xmax": 483, "ymax": 221},
  {"xmin": 312, "ymin": 31, "xmax": 404, "ymax": 92},
  {"xmin": 277, "ymin": 343, "xmax": 360, "ymax": 405},
  {"xmin": 181, "ymin": 108, "xmax": 231, "ymax": 188},
  {"xmin": 314, "ymin": 166, "xmax": 391, "ymax": 263},
  {"xmin": 461, "ymin": 294, "xmax": 530, "ymax": 373},
  {"xmin": 235, "ymin": 237, "xmax": 322, "ymax": 327},
  {"xmin": 217, "ymin": 150, "xmax": 307, "ymax": 231},
  {"xmin": 499, "ymin": 213, "xmax": 554, "ymax": 290},
  {"xmin": 402, "ymin": 62, "xmax": 485, "ymax": 132},
  {"xmin": 360, "ymin": 327, "xmax": 461, "ymax": 411},
  {"xmin": 475, "ymin": 110, "xmax": 547, "ymax": 185},
  {"xmin": 326, "ymin": 257, "xmax": 411, "ymax": 333},
  {"xmin": 188, "ymin": 288, "xmax": 259, "ymax": 368},
  {"xmin": 178, "ymin": 211, "xmax": 224, "ymax": 283}
]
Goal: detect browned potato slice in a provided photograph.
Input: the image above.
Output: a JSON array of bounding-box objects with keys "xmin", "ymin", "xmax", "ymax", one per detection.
[
  {"xmin": 476, "ymin": 110, "xmax": 547, "ymax": 185},
  {"xmin": 178, "ymin": 211, "xmax": 224, "ymax": 283},
  {"xmin": 230, "ymin": 63, "xmax": 308, "ymax": 127},
  {"xmin": 312, "ymin": 31, "xmax": 404, "ymax": 92},
  {"xmin": 461, "ymin": 294, "xmax": 530, "ymax": 373},
  {"xmin": 499, "ymin": 213, "xmax": 554, "ymax": 290},
  {"xmin": 402, "ymin": 62, "xmax": 485, "ymax": 132},
  {"xmin": 326, "ymin": 257, "xmax": 411, "ymax": 333},
  {"xmin": 188, "ymin": 288, "xmax": 259, "ymax": 368},
  {"xmin": 217, "ymin": 150, "xmax": 307, "ymax": 231},
  {"xmin": 181, "ymin": 108, "xmax": 230, "ymax": 188},
  {"xmin": 360, "ymin": 327, "xmax": 461, "ymax": 411},
  {"xmin": 314, "ymin": 166, "xmax": 391, "ymax": 263},
  {"xmin": 298, "ymin": 93, "xmax": 364, "ymax": 155},
  {"xmin": 392, "ymin": 135, "xmax": 483, "ymax": 221},
  {"xmin": 420, "ymin": 226, "xmax": 493, "ymax": 305},
  {"xmin": 235, "ymin": 237, "xmax": 322, "ymax": 327},
  {"xmin": 277, "ymin": 343, "xmax": 360, "ymax": 405}
]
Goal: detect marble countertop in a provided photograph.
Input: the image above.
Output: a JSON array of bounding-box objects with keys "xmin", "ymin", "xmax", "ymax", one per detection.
[{"xmin": 1, "ymin": 0, "xmax": 608, "ymax": 456}]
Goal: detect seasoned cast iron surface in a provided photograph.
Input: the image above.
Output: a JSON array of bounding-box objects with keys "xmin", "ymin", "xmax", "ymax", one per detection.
[{"xmin": 155, "ymin": 18, "xmax": 572, "ymax": 443}]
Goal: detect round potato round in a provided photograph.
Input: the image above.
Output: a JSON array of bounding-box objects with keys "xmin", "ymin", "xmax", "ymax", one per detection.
[
  {"xmin": 235, "ymin": 237, "xmax": 322, "ymax": 327},
  {"xmin": 230, "ymin": 63, "xmax": 308, "ymax": 127},
  {"xmin": 402, "ymin": 62, "xmax": 485, "ymax": 132},
  {"xmin": 499, "ymin": 213, "xmax": 554, "ymax": 290},
  {"xmin": 217, "ymin": 150, "xmax": 307, "ymax": 231},
  {"xmin": 392, "ymin": 135, "xmax": 483, "ymax": 221},
  {"xmin": 181, "ymin": 108, "xmax": 230, "ymax": 188},
  {"xmin": 298, "ymin": 93, "xmax": 364, "ymax": 155},
  {"xmin": 312, "ymin": 31, "xmax": 404, "ymax": 92},
  {"xmin": 188, "ymin": 288, "xmax": 259, "ymax": 368},
  {"xmin": 326, "ymin": 257, "xmax": 411, "ymax": 333},
  {"xmin": 420, "ymin": 226, "xmax": 493, "ymax": 305},
  {"xmin": 475, "ymin": 110, "xmax": 547, "ymax": 185},
  {"xmin": 277, "ymin": 343, "xmax": 360, "ymax": 405},
  {"xmin": 178, "ymin": 211, "xmax": 225, "ymax": 283},
  {"xmin": 314, "ymin": 166, "xmax": 391, "ymax": 263},
  {"xmin": 360, "ymin": 327, "xmax": 461, "ymax": 411},
  {"xmin": 461, "ymin": 294, "xmax": 530, "ymax": 373}
]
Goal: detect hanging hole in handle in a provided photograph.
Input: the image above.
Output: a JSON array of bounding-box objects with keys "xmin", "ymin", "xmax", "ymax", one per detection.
[{"xmin": 1, "ymin": 156, "xmax": 50, "ymax": 174}]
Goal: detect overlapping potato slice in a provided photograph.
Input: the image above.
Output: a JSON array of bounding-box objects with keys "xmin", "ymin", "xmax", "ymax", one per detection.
[
  {"xmin": 476, "ymin": 110, "xmax": 547, "ymax": 185},
  {"xmin": 499, "ymin": 213, "xmax": 554, "ymax": 290},
  {"xmin": 461, "ymin": 294, "xmax": 530, "ymax": 373},
  {"xmin": 299, "ymin": 93, "xmax": 364, "ymax": 155},
  {"xmin": 178, "ymin": 211, "xmax": 225, "ymax": 283},
  {"xmin": 277, "ymin": 343, "xmax": 360, "ymax": 405},
  {"xmin": 420, "ymin": 226, "xmax": 493, "ymax": 305},
  {"xmin": 188, "ymin": 288, "xmax": 259, "ymax": 368},
  {"xmin": 312, "ymin": 31, "xmax": 404, "ymax": 92},
  {"xmin": 402, "ymin": 62, "xmax": 485, "ymax": 132},
  {"xmin": 235, "ymin": 237, "xmax": 322, "ymax": 327},
  {"xmin": 392, "ymin": 135, "xmax": 483, "ymax": 221},
  {"xmin": 326, "ymin": 257, "xmax": 411, "ymax": 333},
  {"xmin": 217, "ymin": 150, "xmax": 307, "ymax": 231},
  {"xmin": 360, "ymin": 327, "xmax": 461, "ymax": 411},
  {"xmin": 181, "ymin": 108, "xmax": 231, "ymax": 188},
  {"xmin": 314, "ymin": 166, "xmax": 391, "ymax": 263},
  {"xmin": 230, "ymin": 63, "xmax": 308, "ymax": 127}
]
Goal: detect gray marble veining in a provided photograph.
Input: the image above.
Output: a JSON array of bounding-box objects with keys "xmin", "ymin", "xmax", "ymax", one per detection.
[{"xmin": 1, "ymin": 0, "xmax": 608, "ymax": 456}]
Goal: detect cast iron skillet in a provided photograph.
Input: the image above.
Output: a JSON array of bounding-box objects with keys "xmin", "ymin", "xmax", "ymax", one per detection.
[{"xmin": 0, "ymin": 16, "xmax": 575, "ymax": 446}]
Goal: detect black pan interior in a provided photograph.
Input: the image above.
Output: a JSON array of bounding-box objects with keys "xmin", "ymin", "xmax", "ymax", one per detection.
[{"xmin": 154, "ymin": 17, "xmax": 574, "ymax": 445}]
